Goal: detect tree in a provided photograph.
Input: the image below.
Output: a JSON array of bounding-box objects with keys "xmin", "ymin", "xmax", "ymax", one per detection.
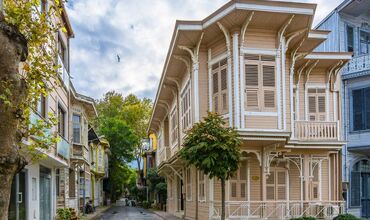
[
  {"xmin": 120, "ymin": 94, "xmax": 152, "ymax": 183},
  {"xmin": 0, "ymin": 1, "xmax": 64, "ymax": 217},
  {"xmin": 180, "ymin": 112, "xmax": 241, "ymax": 220}
]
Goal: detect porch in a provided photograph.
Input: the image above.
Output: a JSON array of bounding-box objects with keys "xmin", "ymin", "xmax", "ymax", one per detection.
[
  {"xmin": 210, "ymin": 200, "xmax": 344, "ymax": 219},
  {"xmin": 294, "ymin": 121, "xmax": 339, "ymax": 141}
]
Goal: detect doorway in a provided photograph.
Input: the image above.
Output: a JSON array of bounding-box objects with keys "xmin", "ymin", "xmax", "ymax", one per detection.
[
  {"xmin": 40, "ymin": 166, "xmax": 51, "ymax": 220},
  {"xmin": 177, "ymin": 177, "xmax": 184, "ymax": 211},
  {"xmin": 8, "ymin": 170, "xmax": 27, "ymax": 220}
]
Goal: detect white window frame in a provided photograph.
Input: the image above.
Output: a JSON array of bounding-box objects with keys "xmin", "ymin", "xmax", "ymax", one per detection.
[
  {"xmin": 170, "ymin": 107, "xmax": 178, "ymax": 149},
  {"xmin": 181, "ymin": 81, "xmax": 192, "ymax": 134},
  {"xmin": 198, "ymin": 170, "xmax": 206, "ymax": 202},
  {"xmin": 72, "ymin": 113, "xmax": 82, "ymax": 144},
  {"xmin": 186, "ymin": 168, "xmax": 192, "ymax": 201}
]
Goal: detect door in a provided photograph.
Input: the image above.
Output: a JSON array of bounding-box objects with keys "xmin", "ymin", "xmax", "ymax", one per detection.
[
  {"xmin": 8, "ymin": 171, "xmax": 27, "ymax": 220},
  {"xmin": 362, "ymin": 173, "xmax": 370, "ymax": 218},
  {"xmin": 40, "ymin": 167, "xmax": 51, "ymax": 220}
]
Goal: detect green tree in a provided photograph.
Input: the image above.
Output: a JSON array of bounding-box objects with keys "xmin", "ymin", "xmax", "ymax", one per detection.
[
  {"xmin": 0, "ymin": 0, "xmax": 65, "ymax": 217},
  {"xmin": 180, "ymin": 112, "xmax": 241, "ymax": 220}
]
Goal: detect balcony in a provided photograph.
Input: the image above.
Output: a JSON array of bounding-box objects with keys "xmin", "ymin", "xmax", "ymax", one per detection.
[
  {"xmin": 57, "ymin": 135, "xmax": 70, "ymax": 159},
  {"xmin": 211, "ymin": 201, "xmax": 344, "ymax": 219},
  {"xmin": 342, "ymin": 54, "xmax": 370, "ymax": 79},
  {"xmin": 295, "ymin": 121, "xmax": 339, "ymax": 141},
  {"xmin": 157, "ymin": 146, "xmax": 170, "ymax": 166},
  {"xmin": 58, "ymin": 55, "xmax": 70, "ymax": 89}
]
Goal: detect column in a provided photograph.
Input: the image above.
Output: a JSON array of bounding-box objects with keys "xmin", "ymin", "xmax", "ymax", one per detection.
[{"xmin": 232, "ymin": 32, "xmax": 240, "ymax": 128}]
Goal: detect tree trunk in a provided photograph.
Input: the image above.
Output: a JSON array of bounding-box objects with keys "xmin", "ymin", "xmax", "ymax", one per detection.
[
  {"xmin": 0, "ymin": 17, "xmax": 28, "ymax": 218},
  {"xmin": 221, "ymin": 178, "xmax": 225, "ymax": 220}
]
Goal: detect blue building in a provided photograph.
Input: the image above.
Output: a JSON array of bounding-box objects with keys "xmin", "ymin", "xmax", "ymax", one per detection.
[{"xmin": 316, "ymin": 0, "xmax": 370, "ymax": 218}]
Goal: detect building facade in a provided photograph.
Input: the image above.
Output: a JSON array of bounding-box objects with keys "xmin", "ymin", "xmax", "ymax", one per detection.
[
  {"xmin": 315, "ymin": 0, "xmax": 370, "ymax": 218},
  {"xmin": 149, "ymin": 0, "xmax": 352, "ymax": 219},
  {"xmin": 8, "ymin": 1, "xmax": 109, "ymax": 219}
]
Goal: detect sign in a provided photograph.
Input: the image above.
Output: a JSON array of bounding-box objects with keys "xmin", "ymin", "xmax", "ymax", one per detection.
[{"xmin": 251, "ymin": 176, "xmax": 260, "ymax": 181}]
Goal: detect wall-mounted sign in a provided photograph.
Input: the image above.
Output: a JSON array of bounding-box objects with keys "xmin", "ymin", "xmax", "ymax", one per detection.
[{"xmin": 251, "ymin": 176, "xmax": 260, "ymax": 181}]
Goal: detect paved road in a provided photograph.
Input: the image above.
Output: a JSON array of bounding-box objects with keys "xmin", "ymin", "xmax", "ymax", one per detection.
[{"xmin": 93, "ymin": 205, "xmax": 162, "ymax": 220}]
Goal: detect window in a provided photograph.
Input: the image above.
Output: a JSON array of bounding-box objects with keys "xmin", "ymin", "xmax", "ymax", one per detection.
[
  {"xmin": 58, "ymin": 105, "xmax": 66, "ymax": 138},
  {"xmin": 36, "ymin": 95, "xmax": 47, "ymax": 118},
  {"xmin": 310, "ymin": 163, "xmax": 320, "ymax": 200},
  {"xmin": 181, "ymin": 81, "xmax": 192, "ymax": 132},
  {"xmin": 245, "ymin": 54, "xmax": 276, "ymax": 111},
  {"xmin": 186, "ymin": 168, "xmax": 192, "ymax": 200},
  {"xmin": 198, "ymin": 170, "xmax": 205, "ymax": 201},
  {"xmin": 293, "ymin": 88, "xmax": 297, "ymax": 120},
  {"xmin": 73, "ymin": 114, "xmax": 81, "ymax": 143},
  {"xmin": 69, "ymin": 169, "xmax": 76, "ymax": 197},
  {"xmin": 230, "ymin": 160, "xmax": 247, "ymax": 200},
  {"xmin": 56, "ymin": 169, "xmax": 61, "ymax": 196},
  {"xmin": 212, "ymin": 58, "xmax": 228, "ymax": 114},
  {"xmin": 347, "ymin": 26, "xmax": 354, "ymax": 53},
  {"xmin": 308, "ymin": 88, "xmax": 326, "ymax": 121},
  {"xmin": 170, "ymin": 108, "xmax": 178, "ymax": 146},
  {"xmin": 360, "ymin": 31, "xmax": 370, "ymax": 54},
  {"xmin": 58, "ymin": 35, "xmax": 66, "ymax": 64},
  {"xmin": 266, "ymin": 169, "xmax": 286, "ymax": 200},
  {"xmin": 352, "ymin": 88, "xmax": 370, "ymax": 131}
]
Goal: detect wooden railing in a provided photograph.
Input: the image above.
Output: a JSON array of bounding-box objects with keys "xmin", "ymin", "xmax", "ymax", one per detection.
[
  {"xmin": 211, "ymin": 200, "xmax": 345, "ymax": 219},
  {"xmin": 295, "ymin": 121, "xmax": 339, "ymax": 141},
  {"xmin": 157, "ymin": 146, "xmax": 170, "ymax": 166},
  {"xmin": 342, "ymin": 53, "xmax": 370, "ymax": 76}
]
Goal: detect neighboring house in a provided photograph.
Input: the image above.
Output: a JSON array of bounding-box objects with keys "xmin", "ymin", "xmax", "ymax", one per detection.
[
  {"xmin": 143, "ymin": 133, "xmax": 157, "ymax": 201},
  {"xmin": 8, "ymin": 1, "xmax": 74, "ymax": 220},
  {"xmin": 68, "ymin": 85, "xmax": 97, "ymax": 213},
  {"xmin": 89, "ymin": 133, "xmax": 110, "ymax": 207},
  {"xmin": 148, "ymin": 0, "xmax": 352, "ymax": 219},
  {"xmin": 315, "ymin": 0, "xmax": 370, "ymax": 218}
]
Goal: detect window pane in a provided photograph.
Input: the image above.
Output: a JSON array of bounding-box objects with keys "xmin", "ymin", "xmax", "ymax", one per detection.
[
  {"xmin": 353, "ymin": 89, "xmax": 363, "ymax": 131},
  {"xmin": 351, "ymin": 172, "xmax": 361, "ymax": 207},
  {"xmin": 366, "ymin": 89, "xmax": 370, "ymax": 129},
  {"xmin": 347, "ymin": 26, "xmax": 354, "ymax": 52},
  {"xmin": 360, "ymin": 31, "xmax": 370, "ymax": 54},
  {"xmin": 73, "ymin": 115, "xmax": 81, "ymax": 143}
]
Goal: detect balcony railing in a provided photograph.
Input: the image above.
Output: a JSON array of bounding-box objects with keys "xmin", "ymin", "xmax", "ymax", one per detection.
[
  {"xmin": 57, "ymin": 135, "xmax": 70, "ymax": 159},
  {"xmin": 58, "ymin": 55, "xmax": 69, "ymax": 89},
  {"xmin": 210, "ymin": 201, "xmax": 344, "ymax": 219},
  {"xmin": 342, "ymin": 53, "xmax": 370, "ymax": 76},
  {"xmin": 157, "ymin": 146, "xmax": 170, "ymax": 166},
  {"xmin": 295, "ymin": 121, "xmax": 339, "ymax": 141}
]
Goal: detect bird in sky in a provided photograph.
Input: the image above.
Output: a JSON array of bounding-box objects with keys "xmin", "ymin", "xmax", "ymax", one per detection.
[{"xmin": 117, "ymin": 54, "xmax": 121, "ymax": 62}]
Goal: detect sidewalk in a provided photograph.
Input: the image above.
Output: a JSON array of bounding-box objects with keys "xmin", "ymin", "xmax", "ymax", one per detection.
[
  {"xmin": 80, "ymin": 205, "xmax": 111, "ymax": 220},
  {"xmin": 151, "ymin": 210, "xmax": 183, "ymax": 220}
]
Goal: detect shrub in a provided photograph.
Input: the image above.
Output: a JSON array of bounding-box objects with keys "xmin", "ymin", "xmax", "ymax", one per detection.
[
  {"xmin": 291, "ymin": 217, "xmax": 316, "ymax": 220},
  {"xmin": 56, "ymin": 208, "xmax": 72, "ymax": 220},
  {"xmin": 333, "ymin": 214, "xmax": 361, "ymax": 220},
  {"xmin": 142, "ymin": 200, "xmax": 151, "ymax": 209}
]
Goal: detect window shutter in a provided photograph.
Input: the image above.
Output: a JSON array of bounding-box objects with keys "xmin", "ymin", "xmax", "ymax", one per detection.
[
  {"xmin": 266, "ymin": 173, "xmax": 275, "ymax": 200},
  {"xmin": 263, "ymin": 65, "xmax": 275, "ymax": 87},
  {"xmin": 245, "ymin": 64, "xmax": 259, "ymax": 86},
  {"xmin": 240, "ymin": 161, "xmax": 247, "ymax": 180},
  {"xmin": 231, "ymin": 182, "xmax": 237, "ymax": 198},
  {"xmin": 213, "ymin": 72, "xmax": 219, "ymax": 94},
  {"xmin": 221, "ymin": 68, "xmax": 228, "ymax": 113},
  {"xmin": 353, "ymin": 89, "xmax": 363, "ymax": 131},
  {"xmin": 277, "ymin": 171, "xmax": 286, "ymax": 200},
  {"xmin": 366, "ymin": 89, "xmax": 370, "ymax": 129},
  {"xmin": 351, "ymin": 172, "xmax": 361, "ymax": 207},
  {"xmin": 264, "ymin": 90, "xmax": 275, "ymax": 108}
]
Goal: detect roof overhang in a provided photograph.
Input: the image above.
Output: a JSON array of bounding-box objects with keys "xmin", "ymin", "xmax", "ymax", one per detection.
[
  {"xmin": 148, "ymin": 0, "xmax": 317, "ymax": 132},
  {"xmin": 296, "ymin": 52, "xmax": 353, "ymax": 69}
]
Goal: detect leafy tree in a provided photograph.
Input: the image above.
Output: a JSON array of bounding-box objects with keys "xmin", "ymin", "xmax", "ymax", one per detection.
[
  {"xmin": 0, "ymin": 0, "xmax": 65, "ymax": 217},
  {"xmin": 180, "ymin": 112, "xmax": 241, "ymax": 220}
]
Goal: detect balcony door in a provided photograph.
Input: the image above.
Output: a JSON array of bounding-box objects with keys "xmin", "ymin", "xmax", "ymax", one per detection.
[
  {"xmin": 266, "ymin": 168, "xmax": 287, "ymax": 201},
  {"xmin": 39, "ymin": 166, "xmax": 51, "ymax": 220}
]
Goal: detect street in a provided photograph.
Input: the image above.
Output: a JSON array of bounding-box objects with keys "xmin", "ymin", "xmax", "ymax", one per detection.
[{"xmin": 93, "ymin": 205, "xmax": 163, "ymax": 220}]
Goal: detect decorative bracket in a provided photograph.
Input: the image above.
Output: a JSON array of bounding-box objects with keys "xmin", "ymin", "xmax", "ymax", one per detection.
[
  {"xmin": 174, "ymin": 55, "xmax": 191, "ymax": 75},
  {"xmin": 217, "ymin": 22, "xmax": 231, "ymax": 57},
  {"xmin": 304, "ymin": 60, "xmax": 319, "ymax": 86},
  {"xmin": 178, "ymin": 32, "xmax": 204, "ymax": 65},
  {"xmin": 241, "ymin": 11, "xmax": 255, "ymax": 46},
  {"xmin": 241, "ymin": 150, "xmax": 262, "ymax": 166},
  {"xmin": 278, "ymin": 15, "xmax": 295, "ymax": 49},
  {"xmin": 296, "ymin": 60, "xmax": 311, "ymax": 86},
  {"xmin": 285, "ymin": 28, "xmax": 307, "ymax": 52}
]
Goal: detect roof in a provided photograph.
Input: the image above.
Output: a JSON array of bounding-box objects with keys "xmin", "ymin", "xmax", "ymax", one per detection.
[
  {"xmin": 70, "ymin": 82, "xmax": 98, "ymax": 117},
  {"xmin": 148, "ymin": 0, "xmax": 318, "ymax": 132}
]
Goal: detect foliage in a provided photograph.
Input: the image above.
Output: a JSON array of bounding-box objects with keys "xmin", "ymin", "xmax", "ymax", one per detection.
[
  {"xmin": 130, "ymin": 186, "xmax": 146, "ymax": 202},
  {"xmin": 3, "ymin": 0, "xmax": 64, "ymax": 156},
  {"xmin": 142, "ymin": 200, "xmax": 151, "ymax": 209},
  {"xmin": 56, "ymin": 208, "xmax": 78, "ymax": 220},
  {"xmin": 95, "ymin": 91, "xmax": 152, "ymax": 201},
  {"xmin": 180, "ymin": 112, "xmax": 241, "ymax": 220},
  {"xmin": 154, "ymin": 182, "xmax": 167, "ymax": 195},
  {"xmin": 180, "ymin": 112, "xmax": 241, "ymax": 180},
  {"xmin": 147, "ymin": 168, "xmax": 165, "ymax": 192},
  {"xmin": 333, "ymin": 214, "xmax": 361, "ymax": 220},
  {"xmin": 290, "ymin": 217, "xmax": 316, "ymax": 220}
]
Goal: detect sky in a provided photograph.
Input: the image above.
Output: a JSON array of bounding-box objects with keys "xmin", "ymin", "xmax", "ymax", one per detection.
[{"xmin": 66, "ymin": 0, "xmax": 343, "ymax": 101}]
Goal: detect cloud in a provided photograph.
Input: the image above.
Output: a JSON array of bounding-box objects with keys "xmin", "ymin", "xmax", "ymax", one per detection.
[{"xmin": 66, "ymin": 0, "xmax": 342, "ymax": 101}]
